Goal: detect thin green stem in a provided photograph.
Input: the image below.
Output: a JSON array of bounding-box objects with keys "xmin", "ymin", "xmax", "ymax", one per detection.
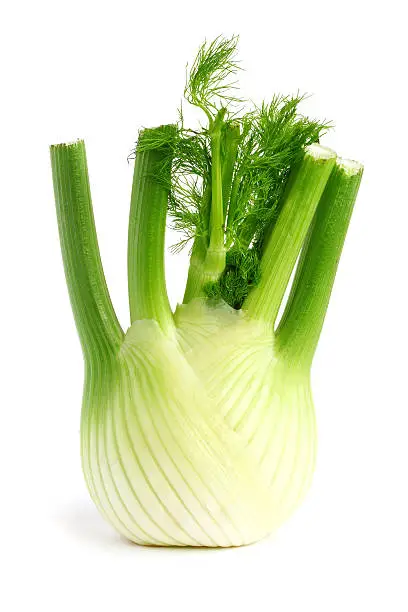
[
  {"xmin": 226, "ymin": 165, "xmax": 242, "ymax": 238},
  {"xmin": 221, "ymin": 122, "xmax": 241, "ymax": 221},
  {"xmin": 183, "ymin": 239, "xmax": 208, "ymax": 303},
  {"xmin": 244, "ymin": 144, "xmax": 336, "ymax": 324},
  {"xmin": 127, "ymin": 126, "xmax": 175, "ymax": 334},
  {"xmin": 51, "ymin": 140, "xmax": 124, "ymax": 362},
  {"xmin": 183, "ymin": 185, "xmax": 211, "ymax": 303},
  {"xmin": 183, "ymin": 110, "xmax": 231, "ymax": 302},
  {"xmin": 276, "ymin": 159, "xmax": 363, "ymax": 367},
  {"xmin": 206, "ymin": 109, "xmax": 226, "ymax": 266}
]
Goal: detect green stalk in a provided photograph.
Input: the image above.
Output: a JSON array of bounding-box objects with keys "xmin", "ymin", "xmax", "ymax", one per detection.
[
  {"xmin": 204, "ymin": 109, "xmax": 227, "ymax": 278},
  {"xmin": 244, "ymin": 144, "xmax": 336, "ymax": 324},
  {"xmin": 226, "ymin": 165, "xmax": 242, "ymax": 239},
  {"xmin": 221, "ymin": 123, "xmax": 241, "ymax": 220},
  {"xmin": 182, "ymin": 184, "xmax": 211, "ymax": 303},
  {"xmin": 183, "ymin": 110, "xmax": 232, "ymax": 303},
  {"xmin": 127, "ymin": 126, "xmax": 175, "ymax": 334},
  {"xmin": 51, "ymin": 140, "xmax": 124, "ymax": 362},
  {"xmin": 276, "ymin": 159, "xmax": 363, "ymax": 367},
  {"xmin": 182, "ymin": 240, "xmax": 207, "ymax": 303}
]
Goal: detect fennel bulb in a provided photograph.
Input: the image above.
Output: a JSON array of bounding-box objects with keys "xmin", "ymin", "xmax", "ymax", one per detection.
[{"xmin": 51, "ymin": 36, "xmax": 363, "ymax": 547}]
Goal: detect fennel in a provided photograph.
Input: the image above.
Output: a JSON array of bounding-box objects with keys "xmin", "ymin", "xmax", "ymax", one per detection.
[{"xmin": 51, "ymin": 36, "xmax": 363, "ymax": 547}]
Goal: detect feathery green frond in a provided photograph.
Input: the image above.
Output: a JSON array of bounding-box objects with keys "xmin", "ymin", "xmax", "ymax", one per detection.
[
  {"xmin": 167, "ymin": 128, "xmax": 212, "ymax": 250},
  {"xmin": 204, "ymin": 247, "xmax": 261, "ymax": 308},
  {"xmin": 130, "ymin": 43, "xmax": 331, "ymax": 310},
  {"xmin": 207, "ymin": 96, "xmax": 330, "ymax": 308},
  {"xmin": 227, "ymin": 95, "xmax": 330, "ymax": 251},
  {"xmin": 184, "ymin": 35, "xmax": 242, "ymax": 122}
]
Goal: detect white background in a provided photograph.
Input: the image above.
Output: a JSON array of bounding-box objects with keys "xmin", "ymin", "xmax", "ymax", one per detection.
[{"xmin": 1, "ymin": 0, "xmax": 407, "ymax": 610}]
